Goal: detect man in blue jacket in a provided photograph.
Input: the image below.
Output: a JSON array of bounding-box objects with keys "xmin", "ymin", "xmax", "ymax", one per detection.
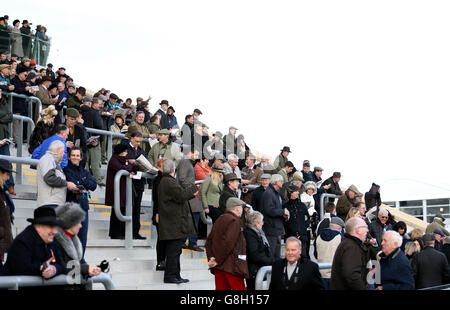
[
  {"xmin": 32, "ymin": 124, "xmax": 69, "ymax": 169},
  {"xmin": 261, "ymin": 174, "xmax": 289, "ymax": 260},
  {"xmin": 376, "ymin": 230, "xmax": 415, "ymax": 290}
]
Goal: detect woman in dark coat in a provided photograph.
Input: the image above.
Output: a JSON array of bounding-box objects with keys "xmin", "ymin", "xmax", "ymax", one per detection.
[
  {"xmin": 0, "ymin": 159, "xmax": 14, "ymax": 271},
  {"xmin": 283, "ymin": 185, "xmax": 311, "ymax": 259},
  {"xmin": 365, "ymin": 183, "xmax": 381, "ymax": 210},
  {"xmin": 151, "ymin": 158, "xmax": 167, "ymax": 271},
  {"xmin": 106, "ymin": 143, "xmax": 138, "ymax": 239},
  {"xmin": 243, "ymin": 211, "xmax": 273, "ymax": 290},
  {"xmin": 63, "ymin": 147, "xmax": 97, "ymax": 254}
]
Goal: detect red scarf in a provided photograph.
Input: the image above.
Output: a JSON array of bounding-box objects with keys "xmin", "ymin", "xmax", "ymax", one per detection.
[{"xmin": 63, "ymin": 230, "xmax": 75, "ymax": 239}]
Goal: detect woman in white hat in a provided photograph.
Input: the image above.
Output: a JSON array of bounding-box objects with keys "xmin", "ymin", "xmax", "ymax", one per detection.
[{"xmin": 301, "ymin": 181, "xmax": 318, "ymax": 216}]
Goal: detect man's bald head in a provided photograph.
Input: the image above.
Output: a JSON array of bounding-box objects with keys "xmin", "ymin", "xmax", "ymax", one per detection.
[{"xmin": 346, "ymin": 217, "xmax": 368, "ymax": 241}]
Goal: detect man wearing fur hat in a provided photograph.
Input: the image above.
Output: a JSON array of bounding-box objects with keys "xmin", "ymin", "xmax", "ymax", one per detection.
[{"xmin": 54, "ymin": 202, "xmax": 102, "ymax": 282}]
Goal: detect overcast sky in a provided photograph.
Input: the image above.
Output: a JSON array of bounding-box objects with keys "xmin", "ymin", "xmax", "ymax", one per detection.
[{"xmin": 6, "ymin": 0, "xmax": 450, "ymax": 201}]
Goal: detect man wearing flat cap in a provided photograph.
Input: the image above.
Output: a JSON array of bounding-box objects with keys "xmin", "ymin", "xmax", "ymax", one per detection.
[
  {"xmin": 3, "ymin": 206, "xmax": 65, "ymax": 279},
  {"xmin": 65, "ymin": 108, "xmax": 88, "ymax": 167},
  {"xmin": 218, "ymin": 173, "xmax": 240, "ymax": 217},
  {"xmin": 251, "ymin": 174, "xmax": 272, "ymax": 213},
  {"xmin": 0, "ymin": 64, "xmax": 15, "ymax": 92},
  {"xmin": 206, "ymin": 197, "xmax": 248, "ymax": 290},
  {"xmin": 411, "ymin": 233, "xmax": 450, "ymax": 289},
  {"xmin": 223, "ymin": 126, "xmax": 238, "ymax": 158},
  {"xmin": 147, "ymin": 128, "xmax": 182, "ymax": 168}
]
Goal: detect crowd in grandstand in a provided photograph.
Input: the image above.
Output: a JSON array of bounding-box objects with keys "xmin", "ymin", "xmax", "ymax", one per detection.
[{"xmin": 0, "ymin": 14, "xmax": 449, "ymax": 291}]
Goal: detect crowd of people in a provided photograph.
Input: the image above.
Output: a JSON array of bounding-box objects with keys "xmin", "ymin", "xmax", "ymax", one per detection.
[
  {"xmin": 0, "ymin": 15, "xmax": 51, "ymax": 65},
  {"xmin": 0, "ymin": 23, "xmax": 449, "ymax": 291}
]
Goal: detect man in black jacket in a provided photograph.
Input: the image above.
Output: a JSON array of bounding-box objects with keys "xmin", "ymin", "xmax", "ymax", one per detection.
[
  {"xmin": 156, "ymin": 99, "xmax": 170, "ymax": 130},
  {"xmin": 269, "ymin": 237, "xmax": 323, "ymax": 290},
  {"xmin": 320, "ymin": 172, "xmax": 342, "ymax": 203},
  {"xmin": 218, "ymin": 173, "xmax": 240, "ymax": 218},
  {"xmin": 251, "ymin": 174, "xmax": 271, "ymax": 212},
  {"xmin": 65, "ymin": 108, "xmax": 88, "ymax": 168},
  {"xmin": 3, "ymin": 206, "xmax": 65, "ymax": 278},
  {"xmin": 124, "ymin": 131, "xmax": 147, "ymax": 239},
  {"xmin": 261, "ymin": 174, "xmax": 289, "ymax": 259},
  {"xmin": 411, "ymin": 233, "xmax": 450, "ymax": 289}
]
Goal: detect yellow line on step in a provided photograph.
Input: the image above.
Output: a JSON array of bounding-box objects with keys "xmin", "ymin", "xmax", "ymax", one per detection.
[
  {"xmin": 27, "ymin": 178, "xmax": 36, "ymax": 183},
  {"xmin": 100, "ymin": 212, "xmax": 111, "ymax": 217},
  {"xmin": 201, "ymin": 258, "xmax": 208, "ymax": 262},
  {"xmin": 23, "ymin": 171, "xmax": 37, "ymax": 176},
  {"xmin": 12, "ymin": 164, "xmax": 31, "ymax": 169},
  {"xmin": 88, "ymin": 197, "xmax": 99, "ymax": 201},
  {"xmin": 141, "ymin": 221, "xmax": 151, "ymax": 226},
  {"xmin": 89, "ymin": 204, "xmax": 112, "ymax": 209},
  {"xmin": 139, "ymin": 230, "xmax": 151, "ymax": 235}
]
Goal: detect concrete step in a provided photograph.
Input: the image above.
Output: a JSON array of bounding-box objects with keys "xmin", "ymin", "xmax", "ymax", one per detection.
[{"xmin": 92, "ymin": 279, "xmax": 215, "ymax": 290}]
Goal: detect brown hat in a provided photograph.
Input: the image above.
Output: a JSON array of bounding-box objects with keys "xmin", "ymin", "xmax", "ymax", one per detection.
[{"xmin": 223, "ymin": 173, "xmax": 240, "ymax": 184}]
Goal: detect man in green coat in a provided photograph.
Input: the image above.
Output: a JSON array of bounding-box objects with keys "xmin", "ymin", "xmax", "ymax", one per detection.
[
  {"xmin": 426, "ymin": 214, "xmax": 449, "ymax": 236},
  {"xmin": 275, "ymin": 146, "xmax": 291, "ymax": 172},
  {"xmin": 147, "ymin": 129, "xmax": 182, "ymax": 168}
]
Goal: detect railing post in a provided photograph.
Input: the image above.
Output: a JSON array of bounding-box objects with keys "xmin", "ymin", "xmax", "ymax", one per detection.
[
  {"xmin": 125, "ymin": 176, "xmax": 133, "ymax": 249},
  {"xmin": 16, "ymin": 119, "xmax": 23, "ymax": 185},
  {"xmin": 107, "ymin": 135, "xmax": 112, "ymax": 160}
]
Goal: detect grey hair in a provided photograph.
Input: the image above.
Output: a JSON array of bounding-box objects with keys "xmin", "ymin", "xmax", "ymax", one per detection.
[
  {"xmin": 285, "ymin": 236, "xmax": 302, "ymax": 249},
  {"xmin": 48, "ymin": 140, "xmax": 65, "ymax": 153},
  {"xmin": 163, "ymin": 159, "xmax": 176, "ymax": 174},
  {"xmin": 227, "ymin": 154, "xmax": 238, "ymax": 161},
  {"xmin": 246, "ymin": 211, "xmax": 263, "ymax": 227},
  {"xmin": 345, "ymin": 217, "xmax": 366, "ymax": 235},
  {"xmin": 378, "ymin": 209, "xmax": 389, "ymax": 216},
  {"xmin": 270, "ymin": 174, "xmax": 283, "ymax": 185},
  {"xmin": 384, "ymin": 230, "xmax": 403, "ymax": 248}
]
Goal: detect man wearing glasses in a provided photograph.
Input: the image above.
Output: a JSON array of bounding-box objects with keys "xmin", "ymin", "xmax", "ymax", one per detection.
[
  {"xmin": 330, "ymin": 217, "xmax": 371, "ymax": 290},
  {"xmin": 368, "ymin": 209, "xmax": 393, "ymax": 259}
]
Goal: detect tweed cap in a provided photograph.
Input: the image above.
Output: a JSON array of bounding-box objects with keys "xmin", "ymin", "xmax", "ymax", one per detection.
[
  {"xmin": 226, "ymin": 197, "xmax": 246, "ymax": 212},
  {"xmin": 66, "ymin": 108, "xmax": 79, "ymax": 118}
]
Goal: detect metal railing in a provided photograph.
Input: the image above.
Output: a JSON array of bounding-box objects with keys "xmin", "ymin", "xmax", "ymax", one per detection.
[
  {"xmin": 2, "ymin": 91, "xmax": 42, "ymax": 122},
  {"xmin": 0, "ymin": 155, "xmax": 39, "ymax": 186},
  {"xmin": 0, "ymin": 29, "xmax": 51, "ymax": 65},
  {"xmin": 255, "ymin": 262, "xmax": 333, "ymax": 290},
  {"xmin": 0, "ymin": 273, "xmax": 115, "ymax": 290},
  {"xmin": 85, "ymin": 127, "xmax": 151, "ymax": 161},
  {"xmin": 320, "ymin": 193, "xmax": 341, "ymax": 220},
  {"xmin": 113, "ymin": 170, "xmax": 156, "ymax": 249},
  {"xmin": 12, "ymin": 115, "xmax": 35, "ymax": 184}
]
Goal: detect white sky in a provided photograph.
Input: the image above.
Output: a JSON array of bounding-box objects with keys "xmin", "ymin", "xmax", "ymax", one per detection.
[{"xmin": 6, "ymin": 0, "xmax": 450, "ymax": 201}]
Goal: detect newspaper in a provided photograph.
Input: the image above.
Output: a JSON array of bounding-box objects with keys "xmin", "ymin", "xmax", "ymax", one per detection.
[
  {"xmin": 136, "ymin": 154, "xmax": 158, "ymax": 173},
  {"xmin": 86, "ymin": 135, "xmax": 100, "ymax": 145}
]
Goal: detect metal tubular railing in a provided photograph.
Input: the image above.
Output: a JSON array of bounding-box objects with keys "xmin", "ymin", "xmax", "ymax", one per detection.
[
  {"xmin": 2, "ymin": 91, "xmax": 42, "ymax": 120},
  {"xmin": 255, "ymin": 262, "xmax": 333, "ymax": 290},
  {"xmin": 12, "ymin": 115, "xmax": 35, "ymax": 184},
  {"xmin": 0, "ymin": 155, "xmax": 39, "ymax": 186},
  {"xmin": 320, "ymin": 193, "xmax": 341, "ymax": 220},
  {"xmin": 0, "ymin": 273, "xmax": 115, "ymax": 290}
]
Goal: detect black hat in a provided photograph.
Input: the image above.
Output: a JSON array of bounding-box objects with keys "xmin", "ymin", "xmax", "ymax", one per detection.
[
  {"xmin": 168, "ymin": 106, "xmax": 175, "ymax": 112},
  {"xmin": 113, "ymin": 143, "xmax": 128, "ymax": 155},
  {"xmin": 332, "ymin": 172, "xmax": 341, "ymax": 178},
  {"xmin": 281, "ymin": 146, "xmax": 291, "ymax": 153},
  {"xmin": 160, "ymin": 99, "xmax": 169, "ymax": 106},
  {"xmin": 22, "ymin": 20, "xmax": 31, "ymax": 25},
  {"xmin": 17, "ymin": 66, "xmax": 29, "ymax": 75},
  {"xmin": 11, "ymin": 53, "xmax": 18, "ymax": 58},
  {"xmin": 41, "ymin": 76, "xmax": 52, "ymax": 83},
  {"xmin": 27, "ymin": 206, "xmax": 64, "ymax": 227},
  {"xmin": 287, "ymin": 184, "xmax": 301, "ymax": 193},
  {"xmin": 58, "ymin": 67, "xmax": 66, "ymax": 71},
  {"xmin": 223, "ymin": 173, "xmax": 240, "ymax": 184},
  {"xmin": 422, "ymin": 233, "xmax": 436, "ymax": 242},
  {"xmin": 193, "ymin": 108, "xmax": 202, "ymax": 115},
  {"xmin": 110, "ymin": 93, "xmax": 119, "ymax": 100},
  {"xmin": 0, "ymin": 159, "xmax": 13, "ymax": 173},
  {"xmin": 285, "ymin": 161, "xmax": 294, "ymax": 168},
  {"xmin": 47, "ymin": 63, "xmax": 53, "ymax": 67}
]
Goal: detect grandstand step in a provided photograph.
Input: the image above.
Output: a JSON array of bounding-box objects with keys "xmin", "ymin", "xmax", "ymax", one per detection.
[{"xmin": 92, "ymin": 279, "xmax": 215, "ymax": 290}]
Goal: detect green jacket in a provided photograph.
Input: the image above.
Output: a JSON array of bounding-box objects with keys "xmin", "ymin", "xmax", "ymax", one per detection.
[
  {"xmin": 276, "ymin": 153, "xmax": 287, "ymax": 172},
  {"xmin": 67, "ymin": 95, "xmax": 82, "ymax": 111},
  {"xmin": 278, "ymin": 169, "xmax": 289, "ymax": 183},
  {"xmin": 147, "ymin": 141, "xmax": 182, "ymax": 168},
  {"xmin": 200, "ymin": 176, "xmax": 223, "ymax": 209},
  {"xmin": 149, "ymin": 123, "xmax": 160, "ymax": 135},
  {"xmin": 426, "ymin": 217, "xmax": 450, "ymax": 236}
]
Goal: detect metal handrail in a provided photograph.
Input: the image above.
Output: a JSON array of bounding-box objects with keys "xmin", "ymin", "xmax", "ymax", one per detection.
[
  {"xmin": 419, "ymin": 283, "xmax": 450, "ymax": 290},
  {"xmin": 320, "ymin": 193, "xmax": 341, "ymax": 220},
  {"xmin": 1, "ymin": 91, "xmax": 42, "ymax": 120},
  {"xmin": 255, "ymin": 262, "xmax": 333, "ymax": 290},
  {"xmin": 12, "ymin": 115, "xmax": 35, "ymax": 184},
  {"xmin": 0, "ymin": 273, "xmax": 115, "ymax": 290},
  {"xmin": 0, "ymin": 155, "xmax": 39, "ymax": 186}
]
